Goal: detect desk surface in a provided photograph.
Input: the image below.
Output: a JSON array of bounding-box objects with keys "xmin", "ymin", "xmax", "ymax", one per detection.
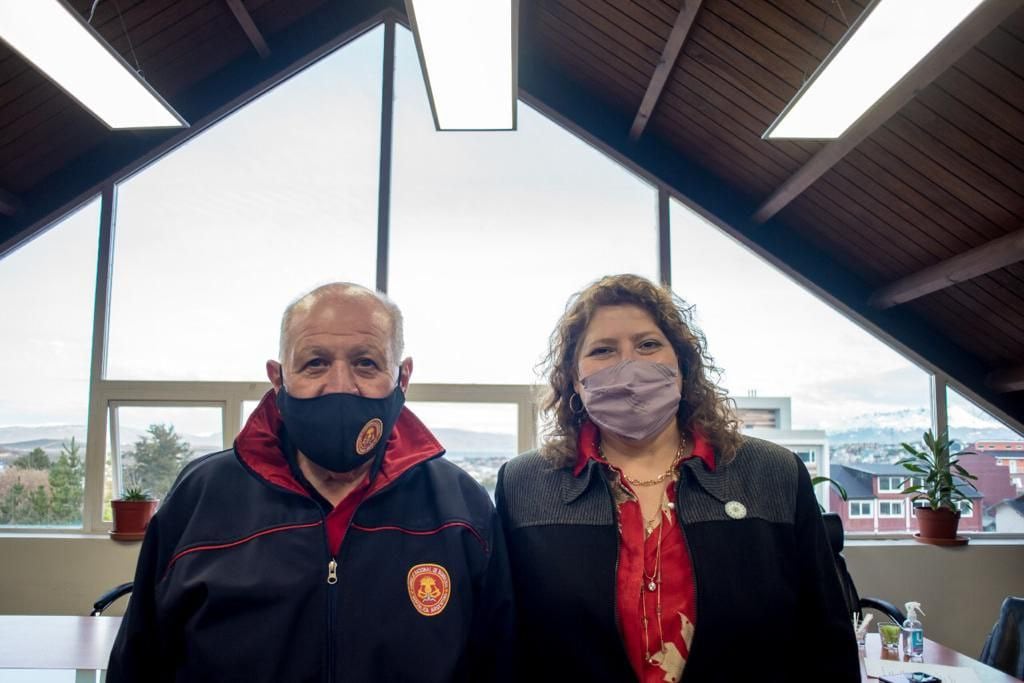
[
  {"xmin": 0, "ymin": 616, "xmax": 121, "ymax": 670},
  {"xmin": 861, "ymin": 633, "xmax": 1022, "ymax": 682},
  {"xmin": 0, "ymin": 616, "xmax": 1019, "ymax": 680}
]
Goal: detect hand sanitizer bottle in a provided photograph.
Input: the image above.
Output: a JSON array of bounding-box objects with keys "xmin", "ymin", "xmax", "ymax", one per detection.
[{"xmin": 902, "ymin": 602, "xmax": 925, "ymax": 660}]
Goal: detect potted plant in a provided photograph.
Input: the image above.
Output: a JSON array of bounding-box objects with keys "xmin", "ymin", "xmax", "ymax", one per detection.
[
  {"xmin": 110, "ymin": 476, "xmax": 158, "ymax": 542},
  {"xmin": 897, "ymin": 429, "xmax": 978, "ymax": 545}
]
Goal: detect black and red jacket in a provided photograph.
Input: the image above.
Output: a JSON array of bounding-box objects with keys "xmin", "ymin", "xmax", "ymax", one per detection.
[{"xmin": 107, "ymin": 390, "xmax": 515, "ymax": 683}]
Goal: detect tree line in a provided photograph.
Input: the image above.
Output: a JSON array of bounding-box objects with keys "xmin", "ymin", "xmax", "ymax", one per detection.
[{"xmin": 0, "ymin": 424, "xmax": 193, "ymax": 526}]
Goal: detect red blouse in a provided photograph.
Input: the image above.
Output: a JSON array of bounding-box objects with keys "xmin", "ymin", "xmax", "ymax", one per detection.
[{"xmin": 573, "ymin": 421, "xmax": 716, "ymax": 683}]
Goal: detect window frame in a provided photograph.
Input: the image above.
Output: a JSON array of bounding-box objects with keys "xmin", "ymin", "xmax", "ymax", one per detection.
[
  {"xmin": 878, "ymin": 500, "xmax": 904, "ymax": 518},
  {"xmin": 1, "ymin": 11, "xmax": 1023, "ymax": 539},
  {"xmin": 849, "ymin": 500, "xmax": 874, "ymax": 518},
  {"xmin": 877, "ymin": 476, "xmax": 905, "ymax": 493},
  {"xmin": 794, "ymin": 450, "xmax": 816, "ymax": 464}
]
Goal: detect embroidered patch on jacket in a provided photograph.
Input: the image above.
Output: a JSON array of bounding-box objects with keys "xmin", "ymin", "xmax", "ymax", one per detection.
[
  {"xmin": 355, "ymin": 418, "xmax": 384, "ymax": 455},
  {"xmin": 407, "ymin": 563, "xmax": 451, "ymax": 616}
]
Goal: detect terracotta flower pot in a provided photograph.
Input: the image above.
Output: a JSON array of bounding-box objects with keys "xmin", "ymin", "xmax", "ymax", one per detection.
[
  {"xmin": 110, "ymin": 499, "xmax": 158, "ymax": 541},
  {"xmin": 915, "ymin": 506, "xmax": 962, "ymax": 544}
]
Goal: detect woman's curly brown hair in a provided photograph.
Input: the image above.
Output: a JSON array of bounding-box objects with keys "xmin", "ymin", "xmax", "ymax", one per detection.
[{"xmin": 539, "ymin": 274, "xmax": 741, "ymax": 467}]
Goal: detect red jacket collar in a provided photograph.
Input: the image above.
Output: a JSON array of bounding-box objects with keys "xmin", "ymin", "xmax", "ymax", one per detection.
[
  {"xmin": 572, "ymin": 420, "xmax": 716, "ymax": 477},
  {"xmin": 235, "ymin": 389, "xmax": 445, "ymax": 499}
]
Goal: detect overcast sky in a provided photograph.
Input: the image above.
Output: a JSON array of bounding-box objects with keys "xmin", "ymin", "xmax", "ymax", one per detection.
[{"xmin": 0, "ymin": 25, "xmax": 1015, "ymax": 440}]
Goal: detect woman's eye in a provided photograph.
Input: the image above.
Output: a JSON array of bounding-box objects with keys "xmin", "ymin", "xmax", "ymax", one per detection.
[
  {"xmin": 639, "ymin": 339, "xmax": 662, "ymax": 351},
  {"xmin": 587, "ymin": 347, "xmax": 612, "ymax": 357}
]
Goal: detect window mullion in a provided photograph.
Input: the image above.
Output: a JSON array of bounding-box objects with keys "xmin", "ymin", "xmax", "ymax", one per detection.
[{"xmin": 83, "ymin": 184, "xmax": 116, "ymax": 533}]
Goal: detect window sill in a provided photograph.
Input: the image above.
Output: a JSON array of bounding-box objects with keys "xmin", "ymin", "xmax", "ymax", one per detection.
[
  {"xmin": 845, "ymin": 533, "xmax": 1024, "ymax": 546},
  {"xmin": 0, "ymin": 531, "xmax": 117, "ymax": 541}
]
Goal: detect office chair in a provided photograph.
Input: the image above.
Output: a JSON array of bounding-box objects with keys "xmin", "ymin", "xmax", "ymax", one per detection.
[
  {"xmin": 980, "ymin": 596, "xmax": 1024, "ymax": 678},
  {"xmin": 90, "ymin": 582, "xmax": 133, "ymax": 616},
  {"xmin": 821, "ymin": 512, "xmax": 905, "ymax": 626}
]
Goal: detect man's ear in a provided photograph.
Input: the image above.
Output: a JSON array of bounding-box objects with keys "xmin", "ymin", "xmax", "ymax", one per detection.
[
  {"xmin": 266, "ymin": 360, "xmax": 284, "ymax": 391},
  {"xmin": 399, "ymin": 357, "xmax": 413, "ymax": 393}
]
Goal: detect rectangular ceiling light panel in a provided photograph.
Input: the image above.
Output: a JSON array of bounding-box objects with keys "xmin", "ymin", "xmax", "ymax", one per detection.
[
  {"xmin": 0, "ymin": 0, "xmax": 186, "ymax": 129},
  {"xmin": 406, "ymin": 0, "xmax": 517, "ymax": 131},
  {"xmin": 765, "ymin": 0, "xmax": 984, "ymax": 139}
]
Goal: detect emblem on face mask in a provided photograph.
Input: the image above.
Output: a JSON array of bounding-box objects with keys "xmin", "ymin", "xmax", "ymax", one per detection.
[
  {"xmin": 355, "ymin": 418, "xmax": 384, "ymax": 456},
  {"xmin": 407, "ymin": 563, "xmax": 451, "ymax": 617}
]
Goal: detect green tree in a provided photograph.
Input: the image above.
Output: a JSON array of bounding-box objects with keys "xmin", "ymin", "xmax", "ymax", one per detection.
[
  {"xmin": 49, "ymin": 437, "xmax": 85, "ymax": 524},
  {"xmin": 13, "ymin": 447, "xmax": 51, "ymax": 470},
  {"xmin": 0, "ymin": 481, "xmax": 27, "ymax": 524},
  {"xmin": 26, "ymin": 485, "xmax": 51, "ymax": 524},
  {"xmin": 127, "ymin": 424, "xmax": 192, "ymax": 501}
]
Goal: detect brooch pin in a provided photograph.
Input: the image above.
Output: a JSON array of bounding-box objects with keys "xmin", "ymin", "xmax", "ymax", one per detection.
[{"xmin": 724, "ymin": 501, "xmax": 747, "ymax": 519}]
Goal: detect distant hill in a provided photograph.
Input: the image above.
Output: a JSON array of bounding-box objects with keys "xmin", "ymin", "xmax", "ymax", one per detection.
[
  {"xmin": 827, "ymin": 406, "xmax": 1019, "ymax": 445},
  {"xmin": 0, "ymin": 438, "xmax": 67, "ymax": 451},
  {"xmin": 0, "ymin": 424, "xmax": 513, "ymax": 459},
  {"xmin": 0, "ymin": 424, "xmax": 224, "ymax": 456}
]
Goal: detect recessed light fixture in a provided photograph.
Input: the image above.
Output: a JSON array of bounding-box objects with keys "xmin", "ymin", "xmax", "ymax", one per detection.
[
  {"xmin": 0, "ymin": 0, "xmax": 186, "ymax": 129},
  {"xmin": 764, "ymin": 0, "xmax": 984, "ymax": 140},
  {"xmin": 405, "ymin": 0, "xmax": 517, "ymax": 131}
]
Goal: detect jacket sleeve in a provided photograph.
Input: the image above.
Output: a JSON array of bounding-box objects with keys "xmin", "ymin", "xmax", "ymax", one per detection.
[
  {"xmin": 792, "ymin": 454, "xmax": 861, "ymax": 681},
  {"xmin": 106, "ymin": 513, "xmax": 175, "ymax": 683},
  {"xmin": 467, "ymin": 504, "xmax": 517, "ymax": 683}
]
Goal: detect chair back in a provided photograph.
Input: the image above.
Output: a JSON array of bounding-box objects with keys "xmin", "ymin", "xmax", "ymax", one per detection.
[
  {"xmin": 980, "ymin": 596, "xmax": 1024, "ymax": 678},
  {"xmin": 822, "ymin": 513, "xmax": 860, "ymax": 617},
  {"xmin": 91, "ymin": 582, "xmax": 133, "ymax": 616},
  {"xmin": 821, "ymin": 512, "xmax": 905, "ymax": 626}
]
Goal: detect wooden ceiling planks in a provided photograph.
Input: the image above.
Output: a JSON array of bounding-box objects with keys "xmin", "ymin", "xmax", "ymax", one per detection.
[
  {"xmin": 0, "ymin": 0, "xmax": 213, "ymax": 191},
  {"xmin": 0, "ymin": 0, "xmax": 317, "ymax": 194},
  {"xmin": 0, "ymin": 0, "xmax": 191, "ymax": 139},
  {"xmin": 538, "ymin": 0, "xmax": 1019, "ymax": 406},
  {"xmin": 0, "ymin": 0, "xmax": 1021, "ymax": 415},
  {"xmin": 534, "ymin": 8, "xmax": 649, "ymax": 115}
]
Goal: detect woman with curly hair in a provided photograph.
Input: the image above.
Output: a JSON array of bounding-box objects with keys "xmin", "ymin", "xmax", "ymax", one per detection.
[{"xmin": 495, "ymin": 274, "xmax": 857, "ymax": 682}]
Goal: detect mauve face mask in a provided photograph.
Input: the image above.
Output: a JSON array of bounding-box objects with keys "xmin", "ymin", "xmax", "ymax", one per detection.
[{"xmin": 579, "ymin": 359, "xmax": 682, "ymax": 442}]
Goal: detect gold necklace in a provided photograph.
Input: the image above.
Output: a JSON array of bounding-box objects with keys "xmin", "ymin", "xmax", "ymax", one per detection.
[
  {"xmin": 641, "ymin": 487, "xmax": 667, "ymax": 663},
  {"xmin": 603, "ymin": 435, "xmax": 686, "ymax": 488}
]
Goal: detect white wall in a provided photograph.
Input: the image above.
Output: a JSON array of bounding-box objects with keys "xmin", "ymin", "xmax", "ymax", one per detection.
[
  {"xmin": 0, "ymin": 536, "xmax": 139, "ymax": 617},
  {"xmin": 845, "ymin": 540, "xmax": 1024, "ymax": 656},
  {"xmin": 0, "ymin": 536, "xmax": 1021, "ymax": 659}
]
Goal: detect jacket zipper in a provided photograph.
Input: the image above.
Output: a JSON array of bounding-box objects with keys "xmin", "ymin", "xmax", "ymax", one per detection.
[
  {"xmin": 325, "ymin": 506, "xmax": 371, "ymax": 683},
  {"xmin": 315, "ymin": 452, "xmax": 445, "ymax": 683},
  {"xmin": 320, "ymin": 508, "xmax": 337, "ymax": 683},
  {"xmin": 327, "ymin": 558, "xmax": 338, "ymax": 584}
]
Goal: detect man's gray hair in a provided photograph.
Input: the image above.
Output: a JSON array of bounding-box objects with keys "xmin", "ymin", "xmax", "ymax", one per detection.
[{"xmin": 278, "ymin": 282, "xmax": 404, "ymax": 363}]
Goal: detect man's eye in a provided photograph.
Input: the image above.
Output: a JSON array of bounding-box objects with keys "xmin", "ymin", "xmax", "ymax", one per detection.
[
  {"xmin": 304, "ymin": 359, "xmax": 326, "ymax": 369},
  {"xmin": 355, "ymin": 358, "xmax": 379, "ymax": 369}
]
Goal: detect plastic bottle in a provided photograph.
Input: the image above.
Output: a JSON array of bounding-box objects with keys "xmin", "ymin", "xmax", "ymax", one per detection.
[{"xmin": 902, "ymin": 601, "xmax": 925, "ymax": 659}]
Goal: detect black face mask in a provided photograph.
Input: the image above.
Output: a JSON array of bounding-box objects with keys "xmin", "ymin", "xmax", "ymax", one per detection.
[{"xmin": 276, "ymin": 378, "xmax": 406, "ymax": 473}]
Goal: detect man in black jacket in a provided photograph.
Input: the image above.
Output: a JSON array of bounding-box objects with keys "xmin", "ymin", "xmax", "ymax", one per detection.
[{"xmin": 108, "ymin": 282, "xmax": 514, "ymax": 682}]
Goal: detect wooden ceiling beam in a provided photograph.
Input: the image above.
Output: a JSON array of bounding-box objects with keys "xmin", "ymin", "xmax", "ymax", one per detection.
[
  {"xmin": 225, "ymin": 0, "xmax": 270, "ymax": 59},
  {"xmin": 869, "ymin": 228, "xmax": 1024, "ymax": 309},
  {"xmin": 628, "ymin": 0, "xmax": 702, "ymax": 141},
  {"xmin": 0, "ymin": 188, "xmax": 22, "ymax": 217},
  {"xmin": 988, "ymin": 365, "xmax": 1024, "ymax": 394},
  {"xmin": 752, "ymin": 0, "xmax": 1022, "ymax": 224}
]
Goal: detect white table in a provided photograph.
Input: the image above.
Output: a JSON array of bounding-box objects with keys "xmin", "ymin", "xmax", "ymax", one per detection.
[{"xmin": 0, "ymin": 615, "xmax": 121, "ymax": 682}]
